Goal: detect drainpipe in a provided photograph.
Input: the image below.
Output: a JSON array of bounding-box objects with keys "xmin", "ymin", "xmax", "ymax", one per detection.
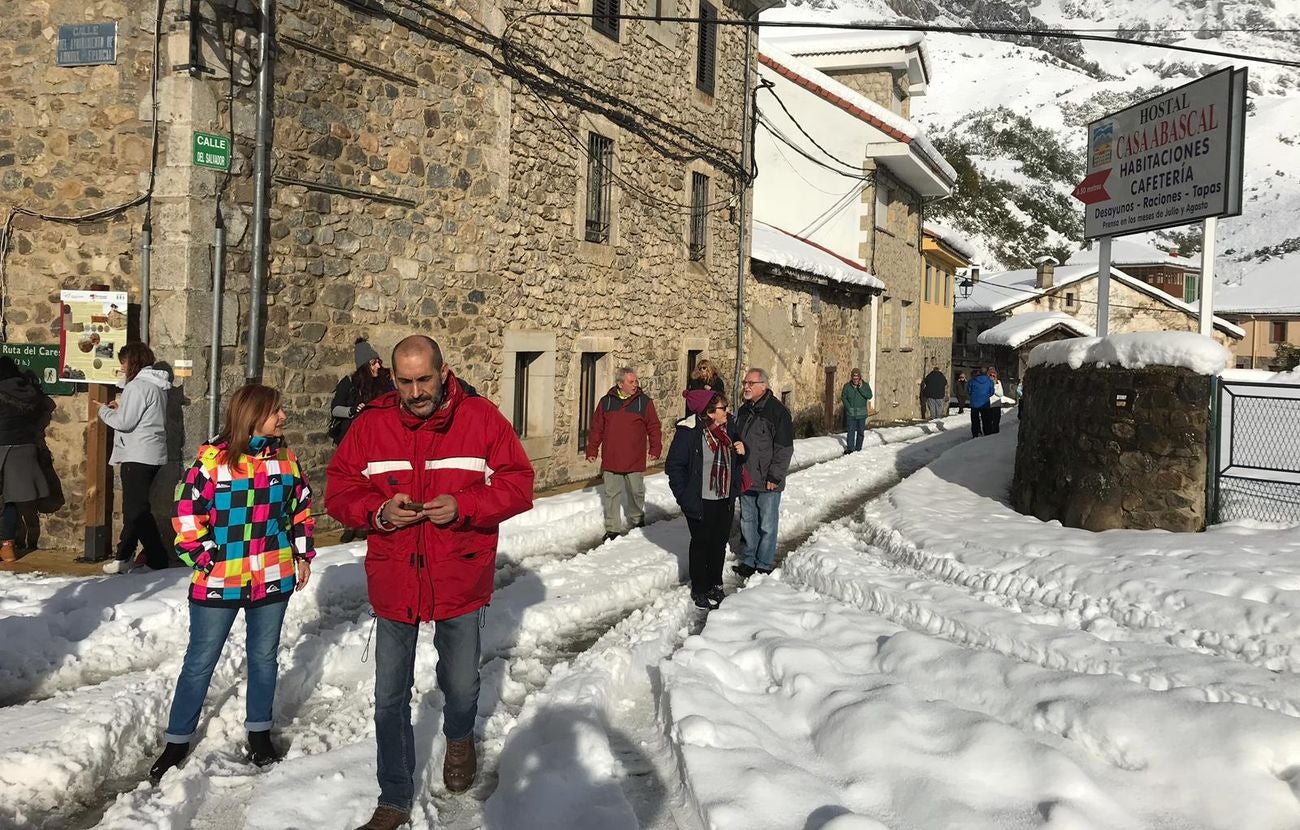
[
  {"xmin": 246, "ymin": 0, "xmax": 274, "ymax": 379},
  {"xmin": 733, "ymin": 12, "xmax": 757, "ymax": 395},
  {"xmin": 140, "ymin": 220, "xmax": 152, "ymax": 343},
  {"xmin": 209, "ymin": 211, "xmax": 226, "ymax": 437}
]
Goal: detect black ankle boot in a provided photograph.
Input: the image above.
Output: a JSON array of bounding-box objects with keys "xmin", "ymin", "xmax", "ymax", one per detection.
[
  {"xmin": 149, "ymin": 741, "xmax": 190, "ymax": 784},
  {"xmin": 248, "ymin": 730, "xmax": 283, "ymax": 767}
]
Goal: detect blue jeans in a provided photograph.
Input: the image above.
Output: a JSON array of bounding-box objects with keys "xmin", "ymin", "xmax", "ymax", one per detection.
[
  {"xmin": 375, "ymin": 608, "xmax": 483, "ymax": 811},
  {"xmin": 739, "ymin": 489, "xmax": 782, "ymax": 571},
  {"xmin": 164, "ymin": 600, "xmax": 288, "ymax": 743},
  {"xmin": 845, "ymin": 416, "xmax": 866, "ymax": 452}
]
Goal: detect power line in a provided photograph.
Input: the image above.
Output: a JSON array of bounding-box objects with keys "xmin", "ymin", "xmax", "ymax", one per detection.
[
  {"xmin": 757, "ymin": 116, "xmax": 876, "ymax": 183},
  {"xmin": 504, "ymin": 11, "xmax": 1300, "ymax": 69},
  {"xmin": 758, "ymin": 82, "xmax": 875, "ymax": 179}
]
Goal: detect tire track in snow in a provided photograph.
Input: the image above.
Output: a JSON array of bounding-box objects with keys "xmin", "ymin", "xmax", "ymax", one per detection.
[{"xmin": 783, "ymin": 525, "xmax": 1300, "ymax": 717}]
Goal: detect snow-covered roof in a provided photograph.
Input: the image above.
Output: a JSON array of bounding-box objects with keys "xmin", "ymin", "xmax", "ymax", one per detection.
[
  {"xmin": 1215, "ymin": 257, "xmax": 1300, "ymax": 315},
  {"xmin": 923, "ymin": 221, "xmax": 977, "ymax": 261},
  {"xmin": 956, "ymin": 264, "xmax": 1245, "ymax": 338},
  {"xmin": 750, "ymin": 220, "xmax": 884, "ymax": 290},
  {"xmin": 1066, "ymin": 240, "xmax": 1196, "ymax": 270},
  {"xmin": 763, "ymin": 31, "xmax": 931, "ymax": 91},
  {"xmin": 756, "ymin": 46, "xmax": 955, "ymax": 187},
  {"xmin": 1028, "ymin": 332, "xmax": 1232, "ymax": 375},
  {"xmin": 977, "ymin": 311, "xmax": 1095, "ymax": 348}
]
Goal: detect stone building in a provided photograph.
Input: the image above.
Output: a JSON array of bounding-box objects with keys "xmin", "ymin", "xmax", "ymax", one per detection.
[
  {"xmin": 1066, "ymin": 239, "xmax": 1202, "ymax": 303},
  {"xmin": 953, "ymin": 257, "xmax": 1244, "ymax": 385},
  {"xmin": 0, "ymin": 0, "xmax": 766, "ymax": 549},
  {"xmin": 750, "ymin": 37, "xmax": 954, "ymax": 425},
  {"xmin": 747, "ymin": 220, "xmax": 881, "ymax": 434}
]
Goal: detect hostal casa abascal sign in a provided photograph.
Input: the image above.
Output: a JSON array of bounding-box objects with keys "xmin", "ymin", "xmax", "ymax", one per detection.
[{"xmin": 1075, "ymin": 68, "xmax": 1245, "ymax": 238}]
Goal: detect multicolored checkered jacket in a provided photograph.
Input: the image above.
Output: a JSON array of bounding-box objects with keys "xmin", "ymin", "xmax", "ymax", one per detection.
[{"xmin": 174, "ymin": 436, "xmax": 315, "ymax": 607}]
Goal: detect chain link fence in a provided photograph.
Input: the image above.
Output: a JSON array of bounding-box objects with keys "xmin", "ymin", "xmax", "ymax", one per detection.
[{"xmin": 1213, "ymin": 380, "xmax": 1300, "ymax": 526}]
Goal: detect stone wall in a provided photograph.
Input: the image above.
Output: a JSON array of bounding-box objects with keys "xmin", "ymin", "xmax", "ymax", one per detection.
[
  {"xmin": 1, "ymin": 0, "xmax": 754, "ymax": 547},
  {"xmin": 744, "ymin": 266, "xmax": 873, "ymax": 436},
  {"xmin": 1012, "ymin": 363, "xmax": 1211, "ymax": 532},
  {"xmin": 862, "ymin": 165, "xmax": 924, "ymax": 422},
  {"xmin": 0, "ymin": 1, "xmax": 165, "ymax": 547},
  {"xmin": 823, "ymin": 66, "xmax": 909, "ymax": 118}
]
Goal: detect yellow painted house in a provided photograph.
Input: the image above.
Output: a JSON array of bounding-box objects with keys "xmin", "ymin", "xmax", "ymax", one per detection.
[{"xmin": 920, "ymin": 222, "xmax": 974, "ymax": 385}]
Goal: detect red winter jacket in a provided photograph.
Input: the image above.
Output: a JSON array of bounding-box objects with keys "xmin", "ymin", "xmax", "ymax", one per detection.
[
  {"xmin": 324, "ymin": 372, "xmax": 534, "ymax": 622},
  {"xmin": 585, "ymin": 387, "xmax": 662, "ymax": 474}
]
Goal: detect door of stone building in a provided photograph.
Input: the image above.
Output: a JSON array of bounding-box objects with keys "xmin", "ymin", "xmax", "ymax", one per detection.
[{"xmin": 824, "ymin": 367, "xmax": 837, "ymax": 431}]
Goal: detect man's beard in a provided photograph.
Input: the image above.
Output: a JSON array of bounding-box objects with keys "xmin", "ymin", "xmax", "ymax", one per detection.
[{"xmin": 401, "ymin": 386, "xmax": 443, "ymax": 418}]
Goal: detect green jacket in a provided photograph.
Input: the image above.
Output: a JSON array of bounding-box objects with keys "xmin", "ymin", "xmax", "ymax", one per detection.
[{"xmin": 841, "ymin": 381, "xmax": 873, "ymax": 418}]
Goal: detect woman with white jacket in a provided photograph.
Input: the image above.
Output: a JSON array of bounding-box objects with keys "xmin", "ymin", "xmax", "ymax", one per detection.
[{"xmin": 100, "ymin": 343, "xmax": 171, "ymax": 573}]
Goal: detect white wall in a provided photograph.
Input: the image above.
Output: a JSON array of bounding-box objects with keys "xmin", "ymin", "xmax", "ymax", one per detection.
[{"xmin": 752, "ymin": 59, "xmax": 894, "ymax": 267}]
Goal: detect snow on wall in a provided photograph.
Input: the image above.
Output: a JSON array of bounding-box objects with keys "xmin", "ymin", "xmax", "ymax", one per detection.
[
  {"xmin": 1027, "ymin": 332, "xmax": 1232, "ymax": 375},
  {"xmin": 976, "ymin": 310, "xmax": 1094, "ymax": 348}
]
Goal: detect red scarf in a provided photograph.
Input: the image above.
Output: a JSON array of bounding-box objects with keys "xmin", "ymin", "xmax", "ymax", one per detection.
[{"xmin": 703, "ymin": 419, "xmax": 735, "ymax": 498}]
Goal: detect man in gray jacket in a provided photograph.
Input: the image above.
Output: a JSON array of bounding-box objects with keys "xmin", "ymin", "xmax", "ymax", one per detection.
[{"xmin": 732, "ymin": 368, "xmax": 793, "ymax": 577}]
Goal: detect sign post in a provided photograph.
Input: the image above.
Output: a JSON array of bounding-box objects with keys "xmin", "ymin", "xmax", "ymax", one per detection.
[
  {"xmin": 58, "ymin": 289, "xmax": 129, "ymax": 563},
  {"xmin": 1073, "ymin": 68, "xmax": 1247, "ymax": 336}
]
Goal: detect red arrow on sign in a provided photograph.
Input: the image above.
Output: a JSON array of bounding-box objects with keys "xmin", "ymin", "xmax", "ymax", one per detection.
[{"xmin": 1072, "ymin": 169, "xmax": 1112, "ymax": 204}]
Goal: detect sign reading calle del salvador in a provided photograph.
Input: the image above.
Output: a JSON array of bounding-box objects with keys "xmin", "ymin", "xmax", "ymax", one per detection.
[
  {"xmin": 1075, "ymin": 68, "xmax": 1246, "ymax": 239},
  {"xmin": 193, "ymin": 131, "xmax": 231, "ymax": 171}
]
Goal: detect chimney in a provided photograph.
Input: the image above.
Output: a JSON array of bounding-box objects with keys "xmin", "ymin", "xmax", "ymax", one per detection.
[
  {"xmin": 969, "ymin": 263, "xmax": 982, "ymax": 284},
  {"xmin": 1035, "ymin": 255, "xmax": 1059, "ymax": 289}
]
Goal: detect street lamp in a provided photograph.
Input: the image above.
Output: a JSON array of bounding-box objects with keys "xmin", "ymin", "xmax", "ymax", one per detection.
[{"xmin": 957, "ymin": 276, "xmax": 973, "ymax": 301}]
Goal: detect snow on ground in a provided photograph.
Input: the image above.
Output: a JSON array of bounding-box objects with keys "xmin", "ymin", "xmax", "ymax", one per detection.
[
  {"xmin": 0, "ymin": 418, "xmax": 965, "ymax": 830},
  {"xmin": 664, "ymin": 423, "xmax": 1300, "ymax": 830}
]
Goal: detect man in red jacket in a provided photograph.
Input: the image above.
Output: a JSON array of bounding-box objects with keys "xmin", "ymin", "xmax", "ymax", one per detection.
[
  {"xmin": 325, "ymin": 335, "xmax": 533, "ymax": 830},
  {"xmin": 585, "ymin": 366, "xmax": 662, "ymax": 542}
]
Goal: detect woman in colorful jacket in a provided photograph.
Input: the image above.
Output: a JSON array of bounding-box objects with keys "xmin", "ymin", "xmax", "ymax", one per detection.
[{"xmin": 149, "ymin": 384, "xmax": 315, "ymax": 784}]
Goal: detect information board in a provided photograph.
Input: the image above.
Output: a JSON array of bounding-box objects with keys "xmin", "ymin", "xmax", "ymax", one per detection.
[{"xmin": 57, "ymin": 290, "xmax": 130, "ymax": 385}]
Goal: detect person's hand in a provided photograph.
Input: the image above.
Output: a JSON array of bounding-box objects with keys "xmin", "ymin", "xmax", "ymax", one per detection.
[
  {"xmin": 649, "ymin": 454, "xmax": 661, "ymax": 462},
  {"xmin": 766, "ymin": 481, "xmax": 779, "ymax": 491},
  {"xmin": 585, "ymin": 454, "xmax": 597, "ymax": 463},
  {"xmin": 107, "ymin": 400, "xmax": 119, "ymax": 410},
  {"xmin": 422, "ymin": 494, "xmax": 459, "ymax": 526},
  {"xmin": 382, "ymin": 493, "xmax": 425, "ymax": 528},
  {"xmin": 732, "ymin": 440, "xmax": 745, "ymax": 455},
  {"xmin": 295, "ymin": 559, "xmax": 311, "ymax": 590}
]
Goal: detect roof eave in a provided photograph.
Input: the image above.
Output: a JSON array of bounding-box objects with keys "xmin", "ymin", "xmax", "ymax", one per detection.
[{"xmin": 868, "ymin": 142, "xmax": 953, "ymax": 197}]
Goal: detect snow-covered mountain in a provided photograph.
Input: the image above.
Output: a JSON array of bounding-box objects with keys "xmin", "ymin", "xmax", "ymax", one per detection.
[{"xmin": 762, "ymin": 0, "xmax": 1300, "ymax": 309}]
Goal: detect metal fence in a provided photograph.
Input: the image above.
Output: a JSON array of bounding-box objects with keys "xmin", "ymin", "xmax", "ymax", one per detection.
[{"xmin": 1211, "ymin": 378, "xmax": 1300, "ymax": 525}]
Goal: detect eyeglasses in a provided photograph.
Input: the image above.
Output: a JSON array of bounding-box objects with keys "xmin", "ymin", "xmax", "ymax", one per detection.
[
  {"xmin": 741, "ymin": 380, "xmax": 765, "ymax": 386},
  {"xmin": 709, "ymin": 405, "xmax": 727, "ymax": 412}
]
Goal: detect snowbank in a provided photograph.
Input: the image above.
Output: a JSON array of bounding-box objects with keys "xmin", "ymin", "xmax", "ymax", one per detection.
[
  {"xmin": 1027, "ymin": 331, "xmax": 1231, "ymax": 374},
  {"xmin": 976, "ymin": 310, "xmax": 1094, "ymax": 348}
]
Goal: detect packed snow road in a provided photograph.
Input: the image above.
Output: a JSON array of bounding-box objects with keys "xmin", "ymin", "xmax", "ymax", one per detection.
[
  {"xmin": 0, "ymin": 418, "xmax": 966, "ymax": 830},
  {"xmin": 664, "ymin": 426, "xmax": 1300, "ymax": 830}
]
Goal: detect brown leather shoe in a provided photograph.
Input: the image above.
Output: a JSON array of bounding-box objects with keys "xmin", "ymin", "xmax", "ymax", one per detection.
[
  {"xmin": 354, "ymin": 805, "xmax": 410, "ymax": 830},
  {"xmin": 443, "ymin": 736, "xmax": 476, "ymax": 793}
]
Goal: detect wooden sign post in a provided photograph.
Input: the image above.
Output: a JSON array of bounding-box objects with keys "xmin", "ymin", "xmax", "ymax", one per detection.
[{"xmin": 83, "ymin": 383, "xmax": 112, "ymax": 561}]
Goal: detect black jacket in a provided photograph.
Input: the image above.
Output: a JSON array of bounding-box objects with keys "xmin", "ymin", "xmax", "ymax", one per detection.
[
  {"xmin": 921, "ymin": 370, "xmax": 948, "ymax": 399},
  {"xmin": 665, "ymin": 415, "xmax": 742, "ymax": 521},
  {"xmin": 735, "ymin": 391, "xmax": 794, "ymax": 492},
  {"xmin": 0, "ymin": 375, "xmax": 52, "ymax": 446}
]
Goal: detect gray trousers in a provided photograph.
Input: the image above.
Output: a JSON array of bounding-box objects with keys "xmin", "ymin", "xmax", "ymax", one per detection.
[
  {"xmin": 925, "ymin": 397, "xmax": 946, "ymax": 420},
  {"xmin": 601, "ymin": 471, "xmax": 646, "ymax": 532}
]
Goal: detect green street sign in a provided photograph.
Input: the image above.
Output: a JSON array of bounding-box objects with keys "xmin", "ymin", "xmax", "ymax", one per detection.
[
  {"xmin": 1, "ymin": 343, "xmax": 75, "ymax": 396},
  {"xmin": 193, "ymin": 131, "xmax": 231, "ymax": 171}
]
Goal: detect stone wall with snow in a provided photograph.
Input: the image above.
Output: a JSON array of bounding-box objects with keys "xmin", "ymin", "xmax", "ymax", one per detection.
[{"xmin": 1013, "ymin": 360, "xmax": 1212, "ymax": 533}]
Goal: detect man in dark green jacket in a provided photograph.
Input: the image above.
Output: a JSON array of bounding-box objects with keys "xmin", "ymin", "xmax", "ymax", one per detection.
[{"xmin": 841, "ymin": 368, "xmax": 873, "ymax": 454}]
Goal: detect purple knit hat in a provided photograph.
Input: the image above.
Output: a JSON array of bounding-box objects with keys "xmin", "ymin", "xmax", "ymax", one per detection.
[{"xmin": 683, "ymin": 388, "xmax": 716, "ymax": 416}]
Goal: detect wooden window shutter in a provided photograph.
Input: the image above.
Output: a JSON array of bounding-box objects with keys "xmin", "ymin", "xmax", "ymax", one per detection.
[{"xmin": 696, "ymin": 1, "xmax": 717, "ymax": 95}]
